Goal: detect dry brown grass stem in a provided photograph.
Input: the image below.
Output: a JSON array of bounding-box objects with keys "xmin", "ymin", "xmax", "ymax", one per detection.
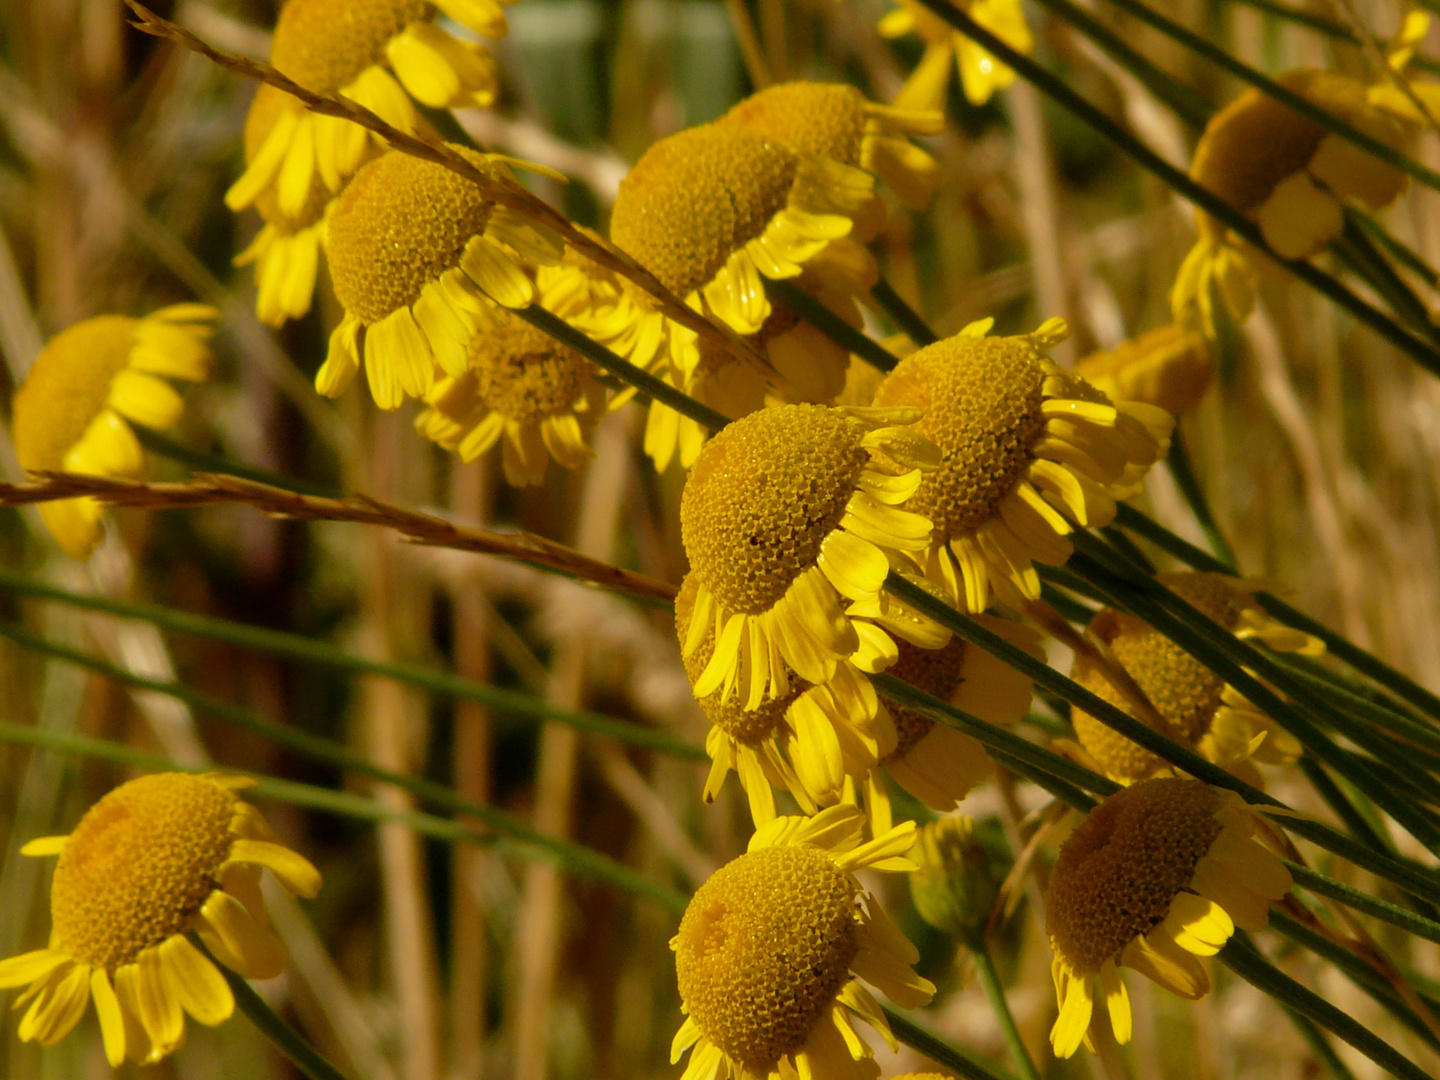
[
  {"xmin": 0, "ymin": 472, "xmax": 680, "ymax": 605},
  {"xmin": 121, "ymin": 1, "xmax": 765, "ymax": 371}
]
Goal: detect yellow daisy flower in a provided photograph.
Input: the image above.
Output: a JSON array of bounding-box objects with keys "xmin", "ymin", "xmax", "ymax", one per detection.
[
  {"xmin": 1074, "ymin": 324, "xmax": 1212, "ymax": 420},
  {"xmin": 224, "ymin": 0, "xmax": 503, "ymax": 220},
  {"xmin": 606, "ymin": 123, "xmax": 879, "ymax": 470},
  {"xmin": 11, "ymin": 305, "xmax": 215, "ymax": 559},
  {"xmin": 1068, "ymin": 573, "xmax": 1323, "ymax": 787},
  {"xmin": 1045, "ymin": 777, "xmax": 1291, "ymax": 1058},
  {"xmin": 0, "ymin": 773, "xmax": 320, "ymax": 1066},
  {"xmin": 317, "ymin": 145, "xmax": 562, "ymax": 409},
  {"xmin": 1173, "ymin": 70, "xmax": 1412, "ymax": 337},
  {"xmin": 679, "ymin": 403, "xmax": 941, "ymax": 708},
  {"xmin": 869, "ymin": 319, "xmax": 1173, "ymax": 614},
  {"xmin": 878, "ymin": 0, "xmax": 1033, "ymax": 109},
  {"xmin": 671, "ymin": 804, "xmax": 935, "ymax": 1080},
  {"xmin": 908, "ymin": 815, "xmax": 1010, "ymax": 940},
  {"xmin": 415, "ymin": 314, "xmax": 604, "ymax": 486}
]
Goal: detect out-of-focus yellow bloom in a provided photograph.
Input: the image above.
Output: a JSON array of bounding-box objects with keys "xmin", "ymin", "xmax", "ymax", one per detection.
[
  {"xmin": 1075, "ymin": 324, "xmax": 1212, "ymax": 418},
  {"xmin": 909, "ymin": 816, "xmax": 1013, "ymax": 940},
  {"xmin": 11, "ymin": 306, "xmax": 214, "ymax": 558},
  {"xmin": 878, "ymin": 0, "xmax": 1032, "ymax": 109}
]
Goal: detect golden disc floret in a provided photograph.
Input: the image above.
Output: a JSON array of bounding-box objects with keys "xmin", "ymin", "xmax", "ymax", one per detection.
[
  {"xmin": 271, "ymin": 0, "xmax": 429, "ymax": 92},
  {"xmin": 721, "ymin": 83, "xmax": 867, "ymax": 165},
  {"xmin": 472, "ymin": 320, "xmax": 587, "ymax": 423}
]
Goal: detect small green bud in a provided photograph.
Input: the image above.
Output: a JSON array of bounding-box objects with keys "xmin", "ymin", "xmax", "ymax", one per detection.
[{"xmin": 907, "ymin": 815, "xmax": 1012, "ymax": 939}]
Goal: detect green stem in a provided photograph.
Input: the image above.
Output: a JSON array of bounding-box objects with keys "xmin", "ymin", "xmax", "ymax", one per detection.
[
  {"xmin": 1297, "ymin": 756, "xmax": 1394, "ymax": 853},
  {"xmin": 1285, "ymin": 861, "xmax": 1440, "ymax": 947},
  {"xmin": 764, "ymin": 279, "xmax": 898, "ymax": 372},
  {"xmin": 132, "ymin": 425, "xmax": 338, "ymax": 497},
  {"xmin": 1331, "ymin": 219, "xmax": 1440, "ymax": 348},
  {"xmin": 1352, "ymin": 209, "xmax": 1440, "ymax": 284},
  {"xmin": 883, "ymin": 1007, "xmax": 1017, "ymax": 1080},
  {"xmin": 966, "ymin": 935, "xmax": 1043, "ymax": 1080},
  {"xmin": 1164, "ymin": 430, "xmax": 1237, "ymax": 568},
  {"xmin": 1286, "ymin": 1009, "xmax": 1363, "ymax": 1080},
  {"xmin": 870, "ymin": 278, "xmax": 938, "ymax": 345}
]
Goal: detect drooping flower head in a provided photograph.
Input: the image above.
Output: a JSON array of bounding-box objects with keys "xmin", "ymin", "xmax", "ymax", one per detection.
[
  {"xmin": 870, "ymin": 320, "xmax": 1173, "ymax": 613},
  {"xmin": 224, "ymin": 0, "xmax": 503, "ymax": 220},
  {"xmin": 0, "ymin": 773, "xmax": 320, "ymax": 1065},
  {"xmin": 318, "ymin": 146, "xmax": 562, "ymax": 408},
  {"xmin": 1075, "ymin": 324, "xmax": 1213, "ymax": 419},
  {"xmin": 679, "ymin": 403, "xmax": 941, "ymax": 709},
  {"xmin": 908, "ymin": 815, "xmax": 1013, "ymax": 940},
  {"xmin": 1173, "ymin": 71, "xmax": 1411, "ymax": 337},
  {"xmin": 11, "ymin": 306, "xmax": 215, "ymax": 559},
  {"xmin": 878, "ymin": 0, "xmax": 1033, "ymax": 109},
  {"xmin": 1045, "ymin": 778, "xmax": 1291, "ymax": 1057},
  {"xmin": 415, "ymin": 314, "xmax": 603, "ymax": 486},
  {"xmin": 1068, "ymin": 573, "xmax": 1322, "ymax": 786},
  {"xmin": 671, "ymin": 805, "xmax": 935, "ymax": 1080}
]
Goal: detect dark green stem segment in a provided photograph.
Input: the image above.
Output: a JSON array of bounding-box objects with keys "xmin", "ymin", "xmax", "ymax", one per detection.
[
  {"xmin": 764, "ymin": 278, "xmax": 898, "ymax": 373},
  {"xmin": 1164, "ymin": 431, "xmax": 1237, "ymax": 569},
  {"xmin": 884, "ymin": 1007, "xmax": 1018, "ymax": 1080},
  {"xmin": 966, "ymin": 935, "xmax": 1044, "ymax": 1080},
  {"xmin": 514, "ymin": 304, "xmax": 730, "ymax": 431},
  {"xmin": 1285, "ymin": 860, "xmax": 1440, "ymax": 947},
  {"xmin": 1286, "ymin": 1008, "xmax": 1363, "ymax": 1080},
  {"xmin": 132, "ymin": 425, "xmax": 338, "ymax": 497},
  {"xmin": 870, "ymin": 278, "xmax": 939, "ymax": 345},
  {"xmin": 188, "ymin": 935, "xmax": 352, "ymax": 1080}
]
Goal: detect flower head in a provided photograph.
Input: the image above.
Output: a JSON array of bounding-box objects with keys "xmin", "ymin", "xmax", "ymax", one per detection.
[
  {"xmin": 878, "ymin": 0, "xmax": 1033, "ymax": 109},
  {"xmin": 0, "ymin": 773, "xmax": 320, "ymax": 1065},
  {"xmin": 671, "ymin": 805, "xmax": 934, "ymax": 1080},
  {"xmin": 870, "ymin": 320, "xmax": 1173, "ymax": 613},
  {"xmin": 415, "ymin": 315, "xmax": 603, "ymax": 485},
  {"xmin": 1045, "ymin": 778, "xmax": 1291, "ymax": 1057},
  {"xmin": 318, "ymin": 146, "xmax": 562, "ymax": 409},
  {"xmin": 224, "ymin": 0, "xmax": 503, "ymax": 220},
  {"xmin": 12, "ymin": 306, "xmax": 214, "ymax": 558},
  {"xmin": 1075, "ymin": 324, "xmax": 1212, "ymax": 419},
  {"xmin": 909, "ymin": 815, "xmax": 1013, "ymax": 939},
  {"xmin": 1069, "ymin": 573, "xmax": 1322, "ymax": 786}
]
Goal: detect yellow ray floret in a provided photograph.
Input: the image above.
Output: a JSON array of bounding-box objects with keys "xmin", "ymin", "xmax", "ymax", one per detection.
[
  {"xmin": 1074, "ymin": 323, "xmax": 1213, "ymax": 420},
  {"xmin": 1045, "ymin": 778, "xmax": 1291, "ymax": 1057},
  {"xmin": 11, "ymin": 305, "xmax": 215, "ymax": 559},
  {"xmin": 318, "ymin": 146, "xmax": 563, "ymax": 409},
  {"xmin": 908, "ymin": 816, "xmax": 1011, "ymax": 940},
  {"xmin": 671, "ymin": 805, "xmax": 935, "ymax": 1080},
  {"xmin": 680, "ymin": 403, "xmax": 942, "ymax": 708},
  {"xmin": 1068, "ymin": 573, "xmax": 1323, "ymax": 786},
  {"xmin": 878, "ymin": 0, "xmax": 1033, "ymax": 109},
  {"xmin": 0, "ymin": 773, "xmax": 320, "ymax": 1066},
  {"xmin": 224, "ymin": 0, "xmax": 504, "ymax": 220},
  {"xmin": 871, "ymin": 319, "xmax": 1173, "ymax": 614}
]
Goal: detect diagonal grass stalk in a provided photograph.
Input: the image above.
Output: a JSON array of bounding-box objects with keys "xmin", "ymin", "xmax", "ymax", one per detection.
[
  {"xmin": 133, "ymin": 424, "xmax": 339, "ymax": 497},
  {"xmin": 1285, "ymin": 861, "xmax": 1440, "ymax": 947},
  {"xmin": 1288, "ymin": 1010, "xmax": 1363, "ymax": 1080},
  {"xmin": 964, "ymin": 934, "xmax": 1043, "ymax": 1080},
  {"xmin": 764, "ymin": 279, "xmax": 898, "ymax": 372},
  {"xmin": 882, "ymin": 1008, "xmax": 1018, "ymax": 1080},
  {"xmin": 1164, "ymin": 431, "xmax": 1237, "ymax": 567},
  {"xmin": 870, "ymin": 278, "xmax": 938, "ymax": 345}
]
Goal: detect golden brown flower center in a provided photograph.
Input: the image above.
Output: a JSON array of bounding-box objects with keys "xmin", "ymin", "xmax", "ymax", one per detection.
[
  {"xmin": 681, "ymin": 405, "xmax": 870, "ymax": 614},
  {"xmin": 720, "ymin": 82, "xmax": 867, "ymax": 166},
  {"xmin": 609, "ymin": 125, "xmax": 799, "ymax": 298},
  {"xmin": 51, "ymin": 774, "xmax": 238, "ymax": 971},
  {"xmin": 328, "ymin": 146, "xmax": 497, "ymax": 324},
  {"xmin": 676, "ymin": 844, "xmax": 857, "ymax": 1071},
  {"xmin": 471, "ymin": 320, "xmax": 587, "ymax": 423},
  {"xmin": 13, "ymin": 316, "xmax": 137, "ymax": 474},
  {"xmin": 1046, "ymin": 778, "xmax": 1223, "ymax": 976},
  {"xmin": 244, "ymin": 85, "xmax": 333, "ymax": 230},
  {"xmin": 882, "ymin": 637, "xmax": 969, "ymax": 760},
  {"xmin": 270, "ymin": 0, "xmax": 430, "ymax": 93},
  {"xmin": 872, "ymin": 334, "xmax": 1047, "ymax": 536}
]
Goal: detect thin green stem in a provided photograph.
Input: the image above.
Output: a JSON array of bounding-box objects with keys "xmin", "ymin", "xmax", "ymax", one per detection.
[
  {"xmin": 133, "ymin": 425, "xmax": 338, "ymax": 497},
  {"xmin": 764, "ymin": 279, "xmax": 898, "ymax": 372},
  {"xmin": 1352, "ymin": 208, "xmax": 1440, "ymax": 284},
  {"xmin": 1331, "ymin": 219, "xmax": 1440, "ymax": 348},
  {"xmin": 966, "ymin": 935, "xmax": 1043, "ymax": 1080},
  {"xmin": 1286, "ymin": 860, "xmax": 1440, "ymax": 946},
  {"xmin": 1286, "ymin": 1008, "xmax": 1363, "ymax": 1080},
  {"xmin": 883, "ymin": 1007, "xmax": 1017, "ymax": 1080},
  {"xmin": 870, "ymin": 278, "xmax": 938, "ymax": 345},
  {"xmin": 1228, "ymin": 0, "xmax": 1354, "ymax": 39},
  {"xmin": 1297, "ymin": 756, "xmax": 1394, "ymax": 853},
  {"xmin": 1165, "ymin": 430, "xmax": 1237, "ymax": 568}
]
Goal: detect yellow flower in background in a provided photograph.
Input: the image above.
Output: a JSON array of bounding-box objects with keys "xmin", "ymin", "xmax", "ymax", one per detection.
[
  {"xmin": 878, "ymin": 0, "xmax": 1032, "ymax": 109},
  {"xmin": 319, "ymin": 146, "xmax": 562, "ymax": 409},
  {"xmin": 224, "ymin": 0, "xmax": 503, "ymax": 220},
  {"xmin": 671, "ymin": 805, "xmax": 934, "ymax": 1080},
  {"xmin": 415, "ymin": 315, "xmax": 603, "ymax": 486},
  {"xmin": 1074, "ymin": 324, "xmax": 1212, "ymax": 419},
  {"xmin": 870, "ymin": 319, "xmax": 1173, "ymax": 614},
  {"xmin": 0, "ymin": 773, "xmax": 320, "ymax": 1066},
  {"xmin": 11, "ymin": 306, "xmax": 214, "ymax": 559},
  {"xmin": 1173, "ymin": 70, "xmax": 1412, "ymax": 337},
  {"xmin": 1045, "ymin": 778, "xmax": 1291, "ymax": 1057},
  {"xmin": 909, "ymin": 815, "xmax": 1012, "ymax": 940},
  {"xmin": 1068, "ymin": 573, "xmax": 1322, "ymax": 787},
  {"xmin": 679, "ymin": 403, "xmax": 940, "ymax": 708}
]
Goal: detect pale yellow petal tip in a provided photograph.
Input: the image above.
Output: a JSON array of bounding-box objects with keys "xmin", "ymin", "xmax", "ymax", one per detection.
[
  {"xmin": 20, "ymin": 836, "xmax": 68, "ymax": 857},
  {"xmin": 1029, "ymin": 317, "xmax": 1070, "ymax": 348}
]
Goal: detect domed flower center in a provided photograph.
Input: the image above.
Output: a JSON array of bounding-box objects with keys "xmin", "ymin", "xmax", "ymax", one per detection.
[
  {"xmin": 872, "ymin": 335, "xmax": 1048, "ymax": 536},
  {"xmin": 676, "ymin": 844, "xmax": 857, "ymax": 1070},
  {"xmin": 1046, "ymin": 778, "xmax": 1223, "ymax": 976},
  {"xmin": 12, "ymin": 316, "xmax": 136, "ymax": 474},
  {"xmin": 472, "ymin": 322, "xmax": 586, "ymax": 423},
  {"xmin": 883, "ymin": 637, "xmax": 969, "ymax": 759},
  {"xmin": 721, "ymin": 82, "xmax": 867, "ymax": 165},
  {"xmin": 609, "ymin": 125, "xmax": 799, "ymax": 298},
  {"xmin": 328, "ymin": 147, "xmax": 498, "ymax": 324},
  {"xmin": 270, "ymin": 0, "xmax": 430, "ymax": 93},
  {"xmin": 244, "ymin": 86, "xmax": 333, "ymax": 231},
  {"xmin": 680, "ymin": 405, "xmax": 871, "ymax": 614},
  {"xmin": 51, "ymin": 773, "xmax": 238, "ymax": 971}
]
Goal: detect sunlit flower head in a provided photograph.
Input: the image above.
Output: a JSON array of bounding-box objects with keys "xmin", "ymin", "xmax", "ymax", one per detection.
[
  {"xmin": 318, "ymin": 146, "xmax": 562, "ymax": 409},
  {"xmin": 1046, "ymin": 778, "xmax": 1290, "ymax": 1057},
  {"xmin": 720, "ymin": 81, "xmax": 944, "ymax": 212},
  {"xmin": 878, "ymin": 0, "xmax": 1032, "ymax": 109},
  {"xmin": 1069, "ymin": 573, "xmax": 1322, "ymax": 786},
  {"xmin": 680, "ymin": 403, "xmax": 941, "ymax": 709},
  {"xmin": 870, "ymin": 319, "xmax": 1173, "ymax": 614},
  {"xmin": 1074, "ymin": 324, "xmax": 1212, "ymax": 419},
  {"xmin": 1173, "ymin": 70, "xmax": 1411, "ymax": 337},
  {"xmin": 11, "ymin": 306, "xmax": 215, "ymax": 559},
  {"xmin": 224, "ymin": 0, "xmax": 503, "ymax": 220},
  {"xmin": 415, "ymin": 315, "xmax": 603, "ymax": 486},
  {"xmin": 909, "ymin": 815, "xmax": 1012, "ymax": 939},
  {"xmin": 671, "ymin": 805, "xmax": 934, "ymax": 1080},
  {"xmin": 0, "ymin": 773, "xmax": 320, "ymax": 1066}
]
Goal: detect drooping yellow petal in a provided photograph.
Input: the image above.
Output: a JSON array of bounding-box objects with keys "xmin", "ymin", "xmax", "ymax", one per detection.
[
  {"xmin": 223, "ymin": 838, "xmax": 322, "ymax": 898},
  {"xmin": 91, "ymin": 967, "xmax": 127, "ymax": 1066}
]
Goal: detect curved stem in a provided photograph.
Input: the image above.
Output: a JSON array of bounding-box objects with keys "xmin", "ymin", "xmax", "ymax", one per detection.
[
  {"xmin": 1164, "ymin": 431, "xmax": 1236, "ymax": 569},
  {"xmin": 966, "ymin": 935, "xmax": 1044, "ymax": 1080},
  {"xmin": 884, "ymin": 1007, "xmax": 1017, "ymax": 1080}
]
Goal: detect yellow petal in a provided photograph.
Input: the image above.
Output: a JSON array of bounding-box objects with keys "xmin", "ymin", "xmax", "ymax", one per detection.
[
  {"xmin": 18, "ymin": 962, "xmax": 91, "ymax": 1047},
  {"xmin": 91, "ymin": 967, "xmax": 127, "ymax": 1066},
  {"xmin": 19, "ymin": 836, "xmax": 67, "ymax": 857},
  {"xmin": 158, "ymin": 936, "xmax": 234, "ymax": 1026},
  {"xmin": 135, "ymin": 947, "xmax": 184, "ymax": 1056},
  {"xmin": 0, "ymin": 949, "xmax": 69, "ymax": 989},
  {"xmin": 462, "ymin": 236, "xmax": 534, "ymax": 308},
  {"xmin": 223, "ymin": 838, "xmax": 322, "ymax": 897},
  {"xmin": 197, "ymin": 889, "xmax": 288, "ymax": 980},
  {"xmin": 1255, "ymin": 171, "xmax": 1343, "ymax": 260},
  {"xmin": 108, "ymin": 369, "xmax": 185, "ymax": 429}
]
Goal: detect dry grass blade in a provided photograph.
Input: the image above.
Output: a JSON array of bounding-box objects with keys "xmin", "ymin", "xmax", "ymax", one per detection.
[{"xmin": 0, "ymin": 473, "xmax": 680, "ymax": 605}]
